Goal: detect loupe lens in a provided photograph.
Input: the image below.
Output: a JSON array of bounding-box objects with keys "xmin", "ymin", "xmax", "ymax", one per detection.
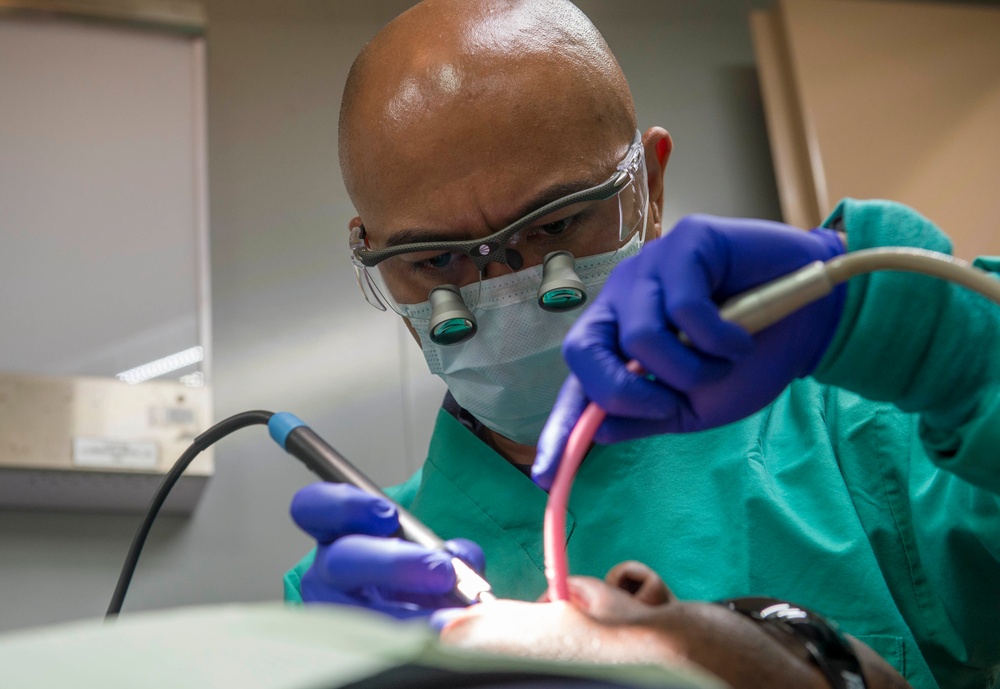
[
  {"xmin": 428, "ymin": 285, "xmax": 478, "ymax": 345},
  {"xmin": 538, "ymin": 251, "xmax": 587, "ymax": 311}
]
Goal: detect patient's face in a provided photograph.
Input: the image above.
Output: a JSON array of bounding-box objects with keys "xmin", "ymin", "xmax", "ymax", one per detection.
[{"xmin": 440, "ymin": 562, "xmax": 909, "ymax": 689}]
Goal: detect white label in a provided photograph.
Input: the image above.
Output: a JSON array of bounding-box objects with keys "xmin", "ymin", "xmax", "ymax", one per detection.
[
  {"xmin": 149, "ymin": 406, "xmax": 196, "ymax": 427},
  {"xmin": 72, "ymin": 437, "xmax": 159, "ymax": 470}
]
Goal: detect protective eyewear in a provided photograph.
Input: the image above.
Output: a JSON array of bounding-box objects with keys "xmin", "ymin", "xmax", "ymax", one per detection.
[
  {"xmin": 715, "ymin": 597, "xmax": 868, "ymax": 689},
  {"xmin": 349, "ymin": 131, "xmax": 648, "ymax": 329}
]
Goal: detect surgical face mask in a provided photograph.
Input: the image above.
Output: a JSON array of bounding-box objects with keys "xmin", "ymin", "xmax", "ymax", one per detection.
[{"xmin": 400, "ymin": 228, "xmax": 644, "ymax": 445}]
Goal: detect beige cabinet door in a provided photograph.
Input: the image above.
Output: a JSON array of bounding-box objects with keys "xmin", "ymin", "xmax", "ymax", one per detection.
[{"xmin": 752, "ymin": 0, "xmax": 1000, "ymax": 260}]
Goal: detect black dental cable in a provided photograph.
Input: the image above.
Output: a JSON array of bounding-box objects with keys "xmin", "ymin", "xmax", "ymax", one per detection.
[
  {"xmin": 105, "ymin": 410, "xmax": 274, "ymax": 619},
  {"xmin": 105, "ymin": 409, "xmax": 495, "ymax": 619}
]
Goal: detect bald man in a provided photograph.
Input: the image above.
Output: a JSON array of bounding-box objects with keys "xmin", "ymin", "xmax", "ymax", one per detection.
[{"xmin": 284, "ymin": 2, "xmax": 1000, "ymax": 689}]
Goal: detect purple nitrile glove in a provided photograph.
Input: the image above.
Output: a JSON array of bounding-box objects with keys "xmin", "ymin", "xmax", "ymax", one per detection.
[
  {"xmin": 533, "ymin": 214, "xmax": 846, "ymax": 490},
  {"xmin": 291, "ymin": 482, "xmax": 485, "ymax": 619}
]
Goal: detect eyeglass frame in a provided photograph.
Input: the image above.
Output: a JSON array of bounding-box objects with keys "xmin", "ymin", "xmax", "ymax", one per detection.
[
  {"xmin": 350, "ymin": 130, "xmax": 645, "ymax": 274},
  {"xmin": 714, "ymin": 597, "xmax": 868, "ymax": 689}
]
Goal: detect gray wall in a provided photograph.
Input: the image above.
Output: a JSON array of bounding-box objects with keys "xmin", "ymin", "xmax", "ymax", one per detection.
[
  {"xmin": 0, "ymin": 16, "xmax": 204, "ymax": 381},
  {"xmin": 0, "ymin": 0, "xmax": 778, "ymax": 633}
]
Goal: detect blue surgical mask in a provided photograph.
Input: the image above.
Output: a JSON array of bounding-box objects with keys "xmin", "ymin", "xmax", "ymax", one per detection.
[{"xmin": 400, "ymin": 229, "xmax": 644, "ymax": 445}]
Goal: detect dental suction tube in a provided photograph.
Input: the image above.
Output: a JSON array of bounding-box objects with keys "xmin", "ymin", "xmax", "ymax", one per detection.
[{"xmin": 546, "ymin": 247, "xmax": 1000, "ymax": 602}]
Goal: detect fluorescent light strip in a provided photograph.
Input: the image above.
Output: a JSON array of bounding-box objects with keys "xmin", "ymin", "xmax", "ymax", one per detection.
[{"xmin": 117, "ymin": 346, "xmax": 204, "ymax": 385}]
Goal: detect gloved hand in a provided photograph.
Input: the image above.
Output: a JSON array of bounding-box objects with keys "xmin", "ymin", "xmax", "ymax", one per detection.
[
  {"xmin": 291, "ymin": 482, "xmax": 486, "ymax": 619},
  {"xmin": 533, "ymin": 214, "xmax": 846, "ymax": 490}
]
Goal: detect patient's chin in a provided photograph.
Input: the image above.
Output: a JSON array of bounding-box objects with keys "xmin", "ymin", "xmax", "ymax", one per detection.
[{"xmin": 439, "ymin": 598, "xmax": 684, "ymax": 668}]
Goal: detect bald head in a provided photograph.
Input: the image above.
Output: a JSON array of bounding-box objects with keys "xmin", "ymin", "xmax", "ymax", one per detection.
[{"xmin": 338, "ymin": 0, "xmax": 637, "ymax": 214}]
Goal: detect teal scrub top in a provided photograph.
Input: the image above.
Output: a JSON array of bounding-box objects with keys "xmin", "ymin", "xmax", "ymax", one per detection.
[{"xmin": 286, "ymin": 200, "xmax": 1000, "ymax": 689}]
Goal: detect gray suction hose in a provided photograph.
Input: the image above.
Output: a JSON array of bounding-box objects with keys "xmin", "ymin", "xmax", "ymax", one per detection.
[{"xmin": 684, "ymin": 247, "xmax": 1000, "ymax": 342}]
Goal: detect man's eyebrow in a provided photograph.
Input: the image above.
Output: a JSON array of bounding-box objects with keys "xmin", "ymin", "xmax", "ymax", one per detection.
[
  {"xmin": 511, "ymin": 179, "xmax": 600, "ymax": 222},
  {"xmin": 383, "ymin": 228, "xmax": 472, "ymax": 248},
  {"xmin": 381, "ymin": 178, "xmax": 602, "ymax": 249}
]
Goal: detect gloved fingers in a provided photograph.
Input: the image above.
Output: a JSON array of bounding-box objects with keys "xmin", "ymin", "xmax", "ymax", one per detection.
[
  {"xmin": 563, "ymin": 303, "xmax": 685, "ymax": 420},
  {"xmin": 301, "ymin": 570, "xmax": 442, "ymax": 619},
  {"xmin": 445, "ymin": 538, "xmax": 486, "ymax": 575},
  {"xmin": 532, "ymin": 375, "xmax": 590, "ymax": 491},
  {"xmin": 368, "ymin": 601, "xmax": 447, "ymax": 620},
  {"xmin": 571, "ymin": 351, "xmax": 688, "ymax": 423},
  {"xmin": 638, "ymin": 218, "xmax": 755, "ymax": 360},
  {"xmin": 290, "ymin": 483, "xmax": 399, "ymax": 545},
  {"xmin": 654, "ymin": 247, "xmax": 755, "ymax": 361},
  {"xmin": 300, "ymin": 567, "xmax": 363, "ymax": 605},
  {"xmin": 634, "ymin": 334, "xmax": 735, "ymax": 393},
  {"xmin": 666, "ymin": 296, "xmax": 755, "ymax": 361},
  {"xmin": 315, "ymin": 534, "xmax": 457, "ymax": 595},
  {"xmin": 614, "ymin": 278, "xmax": 734, "ymax": 391}
]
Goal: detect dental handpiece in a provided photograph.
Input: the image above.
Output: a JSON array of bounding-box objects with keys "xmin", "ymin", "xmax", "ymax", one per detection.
[{"xmin": 268, "ymin": 412, "xmax": 496, "ymax": 605}]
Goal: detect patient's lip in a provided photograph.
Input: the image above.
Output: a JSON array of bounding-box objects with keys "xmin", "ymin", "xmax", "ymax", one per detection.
[
  {"xmin": 565, "ymin": 577, "xmax": 628, "ymax": 620},
  {"xmin": 565, "ymin": 581, "xmax": 593, "ymax": 611},
  {"xmin": 429, "ymin": 607, "xmax": 468, "ymax": 633}
]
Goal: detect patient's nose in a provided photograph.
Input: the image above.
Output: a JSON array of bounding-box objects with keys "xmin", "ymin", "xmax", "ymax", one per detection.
[{"xmin": 605, "ymin": 561, "xmax": 673, "ymax": 606}]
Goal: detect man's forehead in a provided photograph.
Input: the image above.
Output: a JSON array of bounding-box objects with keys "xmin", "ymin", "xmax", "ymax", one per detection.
[
  {"xmin": 340, "ymin": 0, "xmax": 637, "ymax": 238},
  {"xmin": 341, "ymin": 0, "xmax": 633, "ymax": 164},
  {"xmin": 348, "ymin": 47, "xmax": 629, "ymax": 226},
  {"xmin": 356, "ymin": 127, "xmax": 628, "ymax": 244},
  {"xmin": 356, "ymin": 43, "xmax": 610, "ymax": 137},
  {"xmin": 363, "ymin": 0, "xmax": 613, "ymax": 80}
]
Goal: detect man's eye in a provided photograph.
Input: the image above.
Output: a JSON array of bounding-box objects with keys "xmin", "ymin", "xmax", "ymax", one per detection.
[
  {"xmin": 418, "ymin": 252, "xmax": 453, "ymax": 270},
  {"xmin": 540, "ymin": 217, "xmax": 573, "ymax": 236}
]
